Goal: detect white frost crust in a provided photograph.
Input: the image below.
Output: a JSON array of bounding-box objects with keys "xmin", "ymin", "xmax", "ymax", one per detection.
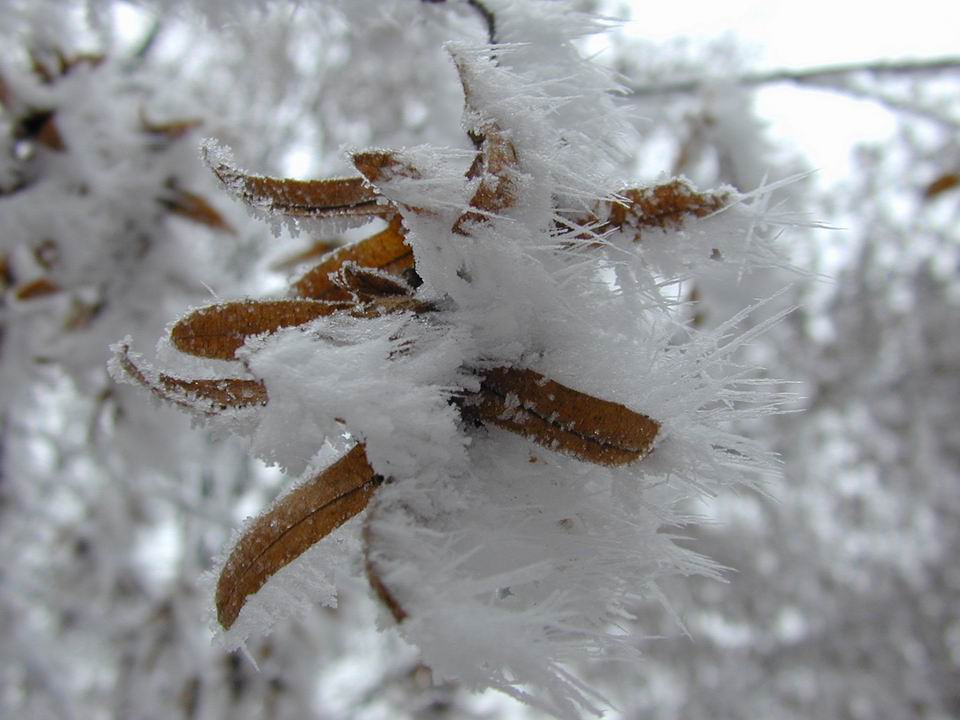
[
  {"xmin": 367, "ymin": 433, "xmax": 721, "ymax": 720},
  {"xmin": 240, "ymin": 311, "xmax": 476, "ymax": 479}
]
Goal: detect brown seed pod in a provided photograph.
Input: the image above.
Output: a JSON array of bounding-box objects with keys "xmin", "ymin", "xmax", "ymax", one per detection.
[
  {"xmin": 14, "ymin": 276, "xmax": 61, "ymax": 300},
  {"xmin": 140, "ymin": 115, "xmax": 202, "ymax": 141},
  {"xmin": 351, "ymin": 295, "xmax": 436, "ymax": 318},
  {"xmin": 171, "ymin": 299, "xmax": 354, "ymax": 360},
  {"xmin": 161, "ymin": 188, "xmax": 233, "ymax": 232},
  {"xmin": 0, "ymin": 252, "xmax": 13, "ymax": 291},
  {"xmin": 605, "ymin": 179, "xmax": 728, "ymax": 235},
  {"xmin": 333, "ymin": 262, "xmax": 414, "ymax": 300},
  {"xmin": 351, "ymin": 150, "xmax": 423, "ymax": 186},
  {"xmin": 463, "ymin": 367, "xmax": 660, "ymax": 466},
  {"xmin": 291, "ymin": 215, "xmax": 413, "ymax": 300},
  {"xmin": 448, "ymin": 52, "xmax": 521, "ymax": 235},
  {"xmin": 452, "ymin": 124, "xmax": 519, "ymax": 235},
  {"xmin": 216, "ymin": 444, "xmax": 382, "ymax": 630},
  {"xmin": 924, "ymin": 172, "xmax": 959, "ymax": 199},
  {"xmin": 204, "ymin": 145, "xmax": 390, "ymax": 220},
  {"xmin": 155, "ymin": 376, "xmax": 267, "ymax": 411},
  {"xmin": 114, "ymin": 342, "xmax": 267, "ymax": 415}
]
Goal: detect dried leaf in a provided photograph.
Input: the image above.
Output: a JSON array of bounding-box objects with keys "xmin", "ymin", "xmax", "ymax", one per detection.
[
  {"xmin": 449, "ymin": 53, "xmax": 521, "ymax": 235},
  {"xmin": 17, "ymin": 111, "xmax": 65, "ymax": 150},
  {"xmin": 291, "ymin": 216, "xmax": 413, "ymax": 300},
  {"xmin": 452, "ymin": 124, "xmax": 519, "ymax": 235},
  {"xmin": 157, "ymin": 375, "xmax": 267, "ymax": 412},
  {"xmin": 204, "ymin": 146, "xmax": 389, "ymax": 219},
  {"xmin": 924, "ymin": 173, "xmax": 959, "ymax": 199},
  {"xmin": 114, "ymin": 343, "xmax": 267, "ymax": 415},
  {"xmin": 171, "ymin": 299, "xmax": 353, "ymax": 360},
  {"xmin": 351, "ymin": 295, "xmax": 436, "ymax": 318},
  {"xmin": 161, "ymin": 188, "xmax": 234, "ymax": 233},
  {"xmin": 141, "ymin": 115, "xmax": 202, "ymax": 140},
  {"xmin": 604, "ymin": 179, "xmax": 728, "ymax": 236},
  {"xmin": 462, "ymin": 367, "xmax": 660, "ymax": 466},
  {"xmin": 216, "ymin": 444, "xmax": 381, "ymax": 629},
  {"xmin": 351, "ymin": 150, "xmax": 422, "ymax": 185},
  {"xmin": 14, "ymin": 277, "xmax": 61, "ymax": 300},
  {"xmin": 333, "ymin": 262, "xmax": 414, "ymax": 300},
  {"xmin": 0, "ymin": 252, "xmax": 12, "ymax": 291}
]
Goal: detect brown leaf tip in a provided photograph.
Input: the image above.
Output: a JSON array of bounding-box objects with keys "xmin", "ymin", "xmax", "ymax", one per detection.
[{"xmin": 352, "ymin": 150, "xmax": 422, "ymax": 186}]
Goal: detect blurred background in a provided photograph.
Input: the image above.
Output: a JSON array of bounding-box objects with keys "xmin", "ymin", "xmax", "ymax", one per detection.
[{"xmin": 1, "ymin": 1, "xmax": 957, "ymax": 718}]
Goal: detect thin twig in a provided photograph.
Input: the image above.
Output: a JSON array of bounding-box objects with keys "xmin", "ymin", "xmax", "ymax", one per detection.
[
  {"xmin": 628, "ymin": 56, "xmax": 960, "ymax": 97},
  {"xmin": 422, "ymin": 0, "xmax": 497, "ymax": 44},
  {"xmin": 466, "ymin": 0, "xmax": 497, "ymax": 44}
]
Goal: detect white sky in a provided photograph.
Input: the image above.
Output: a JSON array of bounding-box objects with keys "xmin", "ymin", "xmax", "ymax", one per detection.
[
  {"xmin": 625, "ymin": 0, "xmax": 959, "ymax": 68},
  {"xmin": 623, "ymin": 0, "xmax": 960, "ymax": 184}
]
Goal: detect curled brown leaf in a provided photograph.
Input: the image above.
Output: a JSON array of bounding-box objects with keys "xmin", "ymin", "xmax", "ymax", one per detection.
[
  {"xmin": 161, "ymin": 188, "xmax": 233, "ymax": 233},
  {"xmin": 0, "ymin": 252, "xmax": 12, "ymax": 291},
  {"xmin": 171, "ymin": 299, "xmax": 355, "ymax": 360},
  {"xmin": 605, "ymin": 179, "xmax": 729, "ymax": 236},
  {"xmin": 114, "ymin": 342, "xmax": 267, "ymax": 415},
  {"xmin": 462, "ymin": 367, "xmax": 660, "ymax": 466},
  {"xmin": 216, "ymin": 444, "xmax": 382, "ymax": 629},
  {"xmin": 291, "ymin": 216, "xmax": 413, "ymax": 300},
  {"xmin": 924, "ymin": 173, "xmax": 959, "ymax": 199},
  {"xmin": 141, "ymin": 115, "xmax": 202, "ymax": 140},
  {"xmin": 14, "ymin": 277, "xmax": 61, "ymax": 300},
  {"xmin": 452, "ymin": 124, "xmax": 519, "ymax": 235},
  {"xmin": 333, "ymin": 262, "xmax": 414, "ymax": 300},
  {"xmin": 205, "ymin": 146, "xmax": 389, "ymax": 220},
  {"xmin": 352, "ymin": 150, "xmax": 422, "ymax": 186}
]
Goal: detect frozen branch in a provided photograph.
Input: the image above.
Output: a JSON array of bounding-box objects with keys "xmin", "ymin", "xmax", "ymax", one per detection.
[{"xmin": 627, "ymin": 56, "xmax": 960, "ymax": 97}]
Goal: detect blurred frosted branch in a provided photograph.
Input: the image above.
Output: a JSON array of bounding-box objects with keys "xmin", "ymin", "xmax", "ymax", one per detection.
[
  {"xmin": 628, "ymin": 56, "xmax": 960, "ymax": 95},
  {"xmin": 628, "ymin": 56, "xmax": 960, "ymax": 128}
]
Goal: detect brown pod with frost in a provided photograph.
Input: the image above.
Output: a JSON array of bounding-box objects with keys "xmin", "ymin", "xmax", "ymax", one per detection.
[
  {"xmin": 170, "ymin": 299, "xmax": 355, "ymax": 360},
  {"xmin": 291, "ymin": 216, "xmax": 414, "ymax": 301},
  {"xmin": 113, "ymin": 343, "xmax": 267, "ymax": 416},
  {"xmin": 463, "ymin": 367, "xmax": 660, "ymax": 466},
  {"xmin": 216, "ymin": 444, "xmax": 382, "ymax": 630},
  {"xmin": 204, "ymin": 144, "xmax": 390, "ymax": 221}
]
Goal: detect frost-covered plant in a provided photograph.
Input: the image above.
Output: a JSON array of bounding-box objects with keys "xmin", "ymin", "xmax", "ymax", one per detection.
[
  {"xmin": 113, "ymin": 11, "xmax": 792, "ymax": 719},
  {"xmin": 0, "ymin": 12, "xmax": 329, "ymax": 720},
  {"xmin": 0, "ymin": 40, "xmax": 235, "ymax": 396}
]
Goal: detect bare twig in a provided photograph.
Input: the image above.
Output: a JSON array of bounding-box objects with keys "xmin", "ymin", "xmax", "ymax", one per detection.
[
  {"xmin": 628, "ymin": 56, "xmax": 960, "ymax": 97},
  {"xmin": 422, "ymin": 0, "xmax": 497, "ymax": 44}
]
